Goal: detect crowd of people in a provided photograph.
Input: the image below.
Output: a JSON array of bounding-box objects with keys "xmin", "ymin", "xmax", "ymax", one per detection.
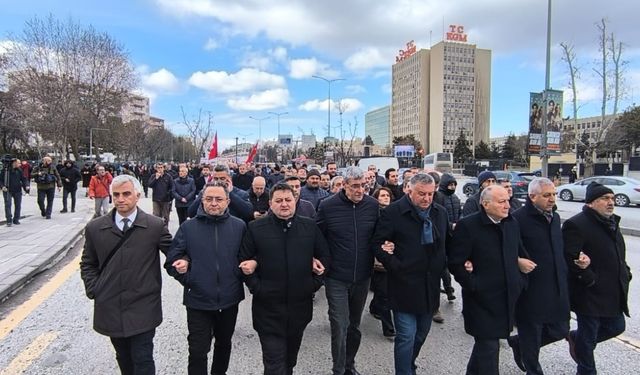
[{"xmin": 10, "ymin": 156, "xmax": 625, "ymax": 375}]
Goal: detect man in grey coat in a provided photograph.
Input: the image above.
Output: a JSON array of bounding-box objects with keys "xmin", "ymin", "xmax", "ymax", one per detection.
[{"xmin": 80, "ymin": 174, "xmax": 178, "ymax": 374}]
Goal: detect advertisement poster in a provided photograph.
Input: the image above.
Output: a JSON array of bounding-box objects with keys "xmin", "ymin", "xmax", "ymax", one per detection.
[{"xmin": 528, "ymin": 90, "xmax": 562, "ymax": 154}]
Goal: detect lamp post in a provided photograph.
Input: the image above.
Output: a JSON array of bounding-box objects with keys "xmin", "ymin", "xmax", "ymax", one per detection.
[
  {"xmin": 312, "ymin": 75, "xmax": 345, "ymax": 140},
  {"xmin": 249, "ymin": 116, "xmax": 270, "ymax": 162},
  {"xmin": 540, "ymin": 0, "xmax": 553, "ymax": 178},
  {"xmin": 268, "ymin": 111, "xmax": 288, "ymax": 161},
  {"xmin": 89, "ymin": 127, "xmax": 108, "ymax": 161}
]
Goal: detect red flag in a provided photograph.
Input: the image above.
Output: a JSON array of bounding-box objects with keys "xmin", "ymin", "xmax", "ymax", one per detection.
[
  {"xmin": 207, "ymin": 132, "xmax": 218, "ymax": 160},
  {"xmin": 246, "ymin": 142, "xmax": 258, "ymax": 163}
]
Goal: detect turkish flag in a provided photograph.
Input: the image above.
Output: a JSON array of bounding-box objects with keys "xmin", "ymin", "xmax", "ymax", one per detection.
[
  {"xmin": 207, "ymin": 132, "xmax": 218, "ymax": 160},
  {"xmin": 246, "ymin": 142, "xmax": 258, "ymax": 163}
]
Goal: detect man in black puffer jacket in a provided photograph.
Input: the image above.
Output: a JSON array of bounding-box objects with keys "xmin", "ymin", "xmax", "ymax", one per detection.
[
  {"xmin": 434, "ymin": 173, "xmax": 461, "ymax": 226},
  {"xmin": 59, "ymin": 160, "xmax": 82, "ymax": 213},
  {"xmin": 316, "ymin": 166, "xmax": 380, "ymax": 375},
  {"xmin": 165, "ymin": 181, "xmax": 246, "ymax": 375}
]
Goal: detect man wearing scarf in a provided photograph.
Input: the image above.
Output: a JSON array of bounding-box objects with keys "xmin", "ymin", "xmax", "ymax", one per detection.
[{"xmin": 372, "ymin": 173, "xmax": 449, "ymax": 375}]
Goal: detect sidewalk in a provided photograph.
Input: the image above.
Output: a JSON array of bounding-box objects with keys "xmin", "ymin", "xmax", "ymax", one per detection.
[{"xmin": 0, "ymin": 185, "xmax": 94, "ymax": 301}]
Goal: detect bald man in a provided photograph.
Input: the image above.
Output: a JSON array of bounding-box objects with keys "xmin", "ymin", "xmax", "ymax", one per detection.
[{"xmin": 249, "ymin": 176, "xmax": 269, "ymax": 219}]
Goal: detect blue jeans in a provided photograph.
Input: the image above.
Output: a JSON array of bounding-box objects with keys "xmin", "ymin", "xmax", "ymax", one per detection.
[
  {"xmin": 325, "ymin": 277, "xmax": 370, "ymax": 375},
  {"xmin": 393, "ymin": 311, "xmax": 433, "ymax": 375},
  {"xmin": 573, "ymin": 314, "xmax": 626, "ymax": 375},
  {"xmin": 110, "ymin": 329, "xmax": 156, "ymax": 375},
  {"xmin": 37, "ymin": 187, "xmax": 55, "ymax": 217}
]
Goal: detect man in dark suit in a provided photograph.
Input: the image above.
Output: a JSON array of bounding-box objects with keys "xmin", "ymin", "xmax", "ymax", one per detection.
[
  {"xmin": 508, "ymin": 178, "xmax": 590, "ymax": 373},
  {"xmin": 563, "ymin": 182, "xmax": 632, "ymax": 375},
  {"xmin": 449, "ymin": 185, "xmax": 531, "ymax": 375},
  {"xmin": 372, "ymin": 173, "xmax": 449, "ymax": 374},
  {"xmin": 80, "ymin": 175, "xmax": 176, "ymax": 375}
]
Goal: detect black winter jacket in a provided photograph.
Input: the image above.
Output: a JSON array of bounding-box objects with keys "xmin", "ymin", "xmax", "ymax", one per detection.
[
  {"xmin": 249, "ymin": 188, "xmax": 270, "ymax": 214},
  {"xmin": 148, "ymin": 173, "xmax": 175, "ymax": 202},
  {"xmin": 172, "ymin": 176, "xmax": 196, "ymax": 208},
  {"xmin": 165, "ymin": 207, "xmax": 246, "ymax": 311},
  {"xmin": 434, "ymin": 173, "xmax": 461, "ymax": 224},
  {"xmin": 0, "ymin": 167, "xmax": 29, "ymax": 194},
  {"xmin": 59, "ymin": 164, "xmax": 82, "ymax": 190},
  {"xmin": 316, "ymin": 191, "xmax": 379, "ymax": 283}
]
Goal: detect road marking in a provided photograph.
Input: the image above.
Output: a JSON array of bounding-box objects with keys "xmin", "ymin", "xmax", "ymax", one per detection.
[
  {"xmin": 0, "ymin": 331, "xmax": 58, "ymax": 375},
  {"xmin": 0, "ymin": 253, "xmax": 81, "ymax": 341}
]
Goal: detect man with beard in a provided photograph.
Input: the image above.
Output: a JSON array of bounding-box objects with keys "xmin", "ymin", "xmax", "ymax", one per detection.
[
  {"xmin": 240, "ymin": 183, "xmax": 330, "ymax": 374},
  {"xmin": 283, "ymin": 176, "xmax": 316, "ymax": 219},
  {"xmin": 300, "ymin": 169, "xmax": 329, "ymax": 209}
]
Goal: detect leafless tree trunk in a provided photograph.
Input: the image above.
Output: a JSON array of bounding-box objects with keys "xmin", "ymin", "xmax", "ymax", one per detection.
[
  {"xmin": 181, "ymin": 107, "xmax": 213, "ymax": 159},
  {"xmin": 334, "ymin": 100, "xmax": 349, "ymax": 165},
  {"xmin": 608, "ymin": 35, "xmax": 627, "ymax": 117}
]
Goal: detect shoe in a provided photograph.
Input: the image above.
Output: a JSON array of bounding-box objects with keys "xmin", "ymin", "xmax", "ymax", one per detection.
[
  {"xmin": 446, "ymin": 287, "xmax": 456, "ymax": 301},
  {"xmin": 71, "ymin": 209, "xmax": 75, "ymax": 213},
  {"xmin": 60, "ymin": 209, "xmax": 68, "ymax": 213},
  {"xmin": 46, "ymin": 215, "xmax": 51, "ymax": 219},
  {"xmin": 6, "ymin": 222, "xmax": 11, "ymax": 227},
  {"xmin": 383, "ymin": 328, "xmax": 396, "ymax": 337},
  {"xmin": 41, "ymin": 211, "xmax": 46, "ymax": 217},
  {"xmin": 13, "ymin": 220, "xmax": 20, "ymax": 225},
  {"xmin": 507, "ymin": 335, "xmax": 526, "ymax": 372},
  {"xmin": 344, "ymin": 369, "xmax": 362, "ymax": 375},
  {"xmin": 566, "ymin": 331, "xmax": 578, "ymax": 364},
  {"xmin": 432, "ymin": 310, "xmax": 444, "ymax": 323}
]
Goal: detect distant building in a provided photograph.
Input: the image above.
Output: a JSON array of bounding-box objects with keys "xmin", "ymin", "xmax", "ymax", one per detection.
[
  {"xmin": 561, "ymin": 114, "xmax": 619, "ymax": 143},
  {"xmin": 301, "ymin": 134, "xmax": 316, "ymax": 151},
  {"xmin": 120, "ymin": 93, "xmax": 165, "ymax": 132},
  {"xmin": 147, "ymin": 116, "xmax": 165, "ymax": 130},
  {"xmin": 391, "ymin": 35, "xmax": 491, "ymax": 155},
  {"xmin": 365, "ymin": 105, "xmax": 391, "ymax": 148},
  {"xmin": 489, "ymin": 136, "xmax": 508, "ymax": 150}
]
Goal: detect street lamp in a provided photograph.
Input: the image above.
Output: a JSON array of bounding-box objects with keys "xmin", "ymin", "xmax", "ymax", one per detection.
[
  {"xmin": 312, "ymin": 75, "xmax": 345, "ymax": 139},
  {"xmin": 269, "ymin": 111, "xmax": 288, "ymax": 161},
  {"xmin": 89, "ymin": 127, "xmax": 108, "ymax": 161},
  {"xmin": 249, "ymin": 116, "xmax": 270, "ymax": 162}
]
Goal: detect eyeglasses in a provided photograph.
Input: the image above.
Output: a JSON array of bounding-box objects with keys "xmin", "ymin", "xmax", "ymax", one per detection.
[{"xmin": 347, "ymin": 183, "xmax": 365, "ymax": 190}]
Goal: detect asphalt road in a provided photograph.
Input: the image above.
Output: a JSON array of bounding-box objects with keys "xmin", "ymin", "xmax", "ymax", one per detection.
[{"xmin": 0, "ymin": 195, "xmax": 638, "ymax": 374}]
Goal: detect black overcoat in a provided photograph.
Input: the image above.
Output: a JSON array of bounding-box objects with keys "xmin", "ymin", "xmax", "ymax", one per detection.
[
  {"xmin": 371, "ymin": 195, "xmax": 449, "ymax": 314},
  {"xmin": 448, "ymin": 209, "xmax": 527, "ymax": 339},
  {"xmin": 240, "ymin": 214, "xmax": 330, "ymax": 336},
  {"xmin": 563, "ymin": 206, "xmax": 632, "ymax": 317}
]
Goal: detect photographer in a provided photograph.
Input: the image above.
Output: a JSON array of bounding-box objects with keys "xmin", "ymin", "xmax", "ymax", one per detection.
[
  {"xmin": 32, "ymin": 156, "xmax": 62, "ymax": 219},
  {"xmin": 59, "ymin": 160, "xmax": 82, "ymax": 213},
  {"xmin": 1, "ymin": 157, "xmax": 30, "ymax": 226}
]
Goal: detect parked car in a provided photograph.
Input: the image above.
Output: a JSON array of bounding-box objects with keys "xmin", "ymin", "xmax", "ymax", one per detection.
[
  {"xmin": 557, "ymin": 176, "xmax": 640, "ymax": 207},
  {"xmin": 462, "ymin": 171, "xmax": 534, "ymax": 199}
]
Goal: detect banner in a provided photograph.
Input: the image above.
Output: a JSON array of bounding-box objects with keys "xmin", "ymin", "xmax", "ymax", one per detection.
[
  {"xmin": 246, "ymin": 142, "xmax": 258, "ymax": 163},
  {"xmin": 207, "ymin": 132, "xmax": 218, "ymax": 160},
  {"xmin": 528, "ymin": 90, "xmax": 562, "ymax": 155}
]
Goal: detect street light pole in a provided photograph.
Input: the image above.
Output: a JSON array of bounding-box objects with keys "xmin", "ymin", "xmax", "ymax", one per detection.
[
  {"xmin": 89, "ymin": 127, "xmax": 108, "ymax": 161},
  {"xmin": 268, "ymin": 111, "xmax": 288, "ymax": 162},
  {"xmin": 312, "ymin": 75, "xmax": 345, "ymax": 140},
  {"xmin": 541, "ymin": 0, "xmax": 552, "ymax": 178},
  {"xmin": 249, "ymin": 116, "xmax": 270, "ymax": 162}
]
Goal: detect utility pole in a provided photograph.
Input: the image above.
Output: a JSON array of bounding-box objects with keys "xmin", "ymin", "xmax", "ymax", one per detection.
[
  {"xmin": 312, "ymin": 75, "xmax": 345, "ymax": 144},
  {"xmin": 235, "ymin": 137, "xmax": 238, "ymax": 163},
  {"xmin": 541, "ymin": 0, "xmax": 553, "ymax": 178}
]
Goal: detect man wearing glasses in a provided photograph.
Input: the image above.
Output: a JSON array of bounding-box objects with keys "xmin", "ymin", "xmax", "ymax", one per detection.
[{"xmin": 317, "ymin": 166, "xmax": 380, "ymax": 375}]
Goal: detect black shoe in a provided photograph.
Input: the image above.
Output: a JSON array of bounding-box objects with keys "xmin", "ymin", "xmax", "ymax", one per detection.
[
  {"xmin": 41, "ymin": 211, "xmax": 46, "ymax": 217},
  {"xmin": 46, "ymin": 215, "xmax": 51, "ymax": 219},
  {"xmin": 13, "ymin": 220, "xmax": 20, "ymax": 225},
  {"xmin": 507, "ymin": 336, "xmax": 526, "ymax": 372},
  {"xmin": 383, "ymin": 328, "xmax": 396, "ymax": 337},
  {"xmin": 566, "ymin": 331, "xmax": 578, "ymax": 364},
  {"xmin": 60, "ymin": 209, "xmax": 68, "ymax": 213},
  {"xmin": 71, "ymin": 209, "xmax": 75, "ymax": 213}
]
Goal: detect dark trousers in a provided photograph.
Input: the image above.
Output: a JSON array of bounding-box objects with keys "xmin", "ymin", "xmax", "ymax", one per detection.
[
  {"xmin": 110, "ymin": 329, "xmax": 156, "ymax": 375},
  {"xmin": 466, "ymin": 337, "xmax": 500, "ymax": 375},
  {"xmin": 152, "ymin": 201, "xmax": 172, "ymax": 226},
  {"xmin": 513, "ymin": 320, "xmax": 569, "ymax": 375},
  {"xmin": 37, "ymin": 188, "xmax": 55, "ymax": 217},
  {"xmin": 441, "ymin": 267, "xmax": 453, "ymax": 292},
  {"xmin": 3, "ymin": 191, "xmax": 22, "ymax": 223},
  {"xmin": 573, "ymin": 314, "xmax": 626, "ymax": 375},
  {"xmin": 176, "ymin": 207, "xmax": 189, "ymax": 225},
  {"xmin": 62, "ymin": 186, "xmax": 77, "ymax": 211},
  {"xmin": 325, "ymin": 277, "xmax": 370, "ymax": 375},
  {"xmin": 186, "ymin": 305, "xmax": 239, "ymax": 375},
  {"xmin": 369, "ymin": 271, "xmax": 394, "ymax": 334},
  {"xmin": 258, "ymin": 330, "xmax": 305, "ymax": 375}
]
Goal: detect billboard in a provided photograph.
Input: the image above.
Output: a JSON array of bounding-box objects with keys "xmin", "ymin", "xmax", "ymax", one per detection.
[
  {"xmin": 528, "ymin": 90, "xmax": 563, "ymax": 155},
  {"xmin": 394, "ymin": 145, "xmax": 415, "ymax": 158},
  {"xmin": 278, "ymin": 134, "xmax": 292, "ymax": 146}
]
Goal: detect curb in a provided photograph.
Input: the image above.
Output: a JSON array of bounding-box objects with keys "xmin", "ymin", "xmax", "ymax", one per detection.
[{"xmin": 0, "ymin": 222, "xmax": 86, "ymax": 302}]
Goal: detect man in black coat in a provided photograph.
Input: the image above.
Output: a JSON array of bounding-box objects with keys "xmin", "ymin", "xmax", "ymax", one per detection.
[
  {"xmin": 462, "ymin": 170, "xmax": 496, "ymax": 217},
  {"xmin": 316, "ymin": 166, "xmax": 379, "ymax": 375},
  {"xmin": 249, "ymin": 176, "xmax": 270, "ymax": 220},
  {"xmin": 563, "ymin": 182, "xmax": 632, "ymax": 375},
  {"xmin": 1, "ymin": 158, "xmax": 30, "ymax": 226},
  {"xmin": 80, "ymin": 175, "xmax": 175, "ymax": 375},
  {"xmin": 508, "ymin": 178, "xmax": 590, "ymax": 373},
  {"xmin": 449, "ymin": 185, "xmax": 530, "ymax": 375},
  {"xmin": 239, "ymin": 183, "xmax": 330, "ymax": 375},
  {"xmin": 59, "ymin": 160, "xmax": 82, "ymax": 213},
  {"xmin": 148, "ymin": 163, "xmax": 175, "ymax": 226},
  {"xmin": 165, "ymin": 181, "xmax": 246, "ymax": 375},
  {"xmin": 372, "ymin": 173, "xmax": 449, "ymax": 374}
]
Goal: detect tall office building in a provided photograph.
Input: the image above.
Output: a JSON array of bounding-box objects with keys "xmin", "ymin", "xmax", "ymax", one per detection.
[
  {"xmin": 365, "ymin": 105, "xmax": 391, "ymax": 149},
  {"xmin": 391, "ymin": 32, "xmax": 491, "ymax": 155}
]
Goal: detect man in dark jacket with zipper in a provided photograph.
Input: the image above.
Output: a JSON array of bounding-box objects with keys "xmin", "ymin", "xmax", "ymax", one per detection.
[
  {"xmin": 372, "ymin": 173, "xmax": 449, "ymax": 374},
  {"xmin": 80, "ymin": 175, "xmax": 174, "ymax": 375},
  {"xmin": 508, "ymin": 178, "xmax": 589, "ymax": 374},
  {"xmin": 1, "ymin": 158, "xmax": 30, "ymax": 226},
  {"xmin": 59, "ymin": 160, "xmax": 82, "ymax": 213},
  {"xmin": 173, "ymin": 165, "xmax": 196, "ymax": 225},
  {"xmin": 148, "ymin": 163, "xmax": 175, "ymax": 226},
  {"xmin": 563, "ymin": 182, "xmax": 632, "ymax": 375},
  {"xmin": 165, "ymin": 181, "xmax": 246, "ymax": 375},
  {"xmin": 32, "ymin": 156, "xmax": 62, "ymax": 219},
  {"xmin": 462, "ymin": 170, "xmax": 496, "ymax": 217},
  {"xmin": 240, "ymin": 183, "xmax": 330, "ymax": 375},
  {"xmin": 249, "ymin": 176, "xmax": 270, "ymax": 220},
  {"xmin": 316, "ymin": 166, "xmax": 379, "ymax": 375}
]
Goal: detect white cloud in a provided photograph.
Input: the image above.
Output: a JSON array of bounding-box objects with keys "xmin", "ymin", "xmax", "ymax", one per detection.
[
  {"xmin": 345, "ymin": 84, "xmax": 366, "ymax": 95},
  {"xmin": 344, "ymin": 47, "xmax": 389, "ymax": 72},
  {"xmin": 188, "ymin": 68, "xmax": 286, "ymax": 93},
  {"xmin": 227, "ymin": 88, "xmax": 290, "ymax": 111},
  {"xmin": 271, "ymin": 46, "xmax": 288, "ymax": 62},
  {"xmin": 203, "ymin": 37, "xmax": 219, "ymax": 51},
  {"xmin": 240, "ymin": 46, "xmax": 288, "ymax": 70},
  {"xmin": 142, "ymin": 68, "xmax": 181, "ymax": 92},
  {"xmin": 298, "ymin": 98, "xmax": 362, "ymax": 113},
  {"xmin": 289, "ymin": 58, "xmax": 338, "ymax": 79}
]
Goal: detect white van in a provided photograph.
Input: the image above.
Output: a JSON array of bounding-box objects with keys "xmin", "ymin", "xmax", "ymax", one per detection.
[{"xmin": 356, "ymin": 157, "xmax": 399, "ymax": 175}]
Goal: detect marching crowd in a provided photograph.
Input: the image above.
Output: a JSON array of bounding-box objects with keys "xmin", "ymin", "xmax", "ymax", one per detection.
[{"xmin": 2, "ymin": 156, "xmax": 630, "ymax": 375}]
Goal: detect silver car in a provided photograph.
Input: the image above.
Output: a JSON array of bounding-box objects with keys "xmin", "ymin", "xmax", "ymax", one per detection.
[{"xmin": 557, "ymin": 176, "xmax": 640, "ymax": 207}]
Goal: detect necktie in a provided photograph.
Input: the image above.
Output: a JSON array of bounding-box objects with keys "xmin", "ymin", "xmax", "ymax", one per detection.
[
  {"xmin": 122, "ymin": 218, "xmax": 130, "ymax": 233},
  {"xmin": 543, "ymin": 211, "xmax": 553, "ymax": 223}
]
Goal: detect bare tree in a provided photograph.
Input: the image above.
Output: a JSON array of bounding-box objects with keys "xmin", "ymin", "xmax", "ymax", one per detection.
[
  {"xmin": 560, "ymin": 42, "xmax": 582, "ymax": 153},
  {"xmin": 334, "ymin": 99, "xmax": 350, "ymax": 165},
  {"xmin": 181, "ymin": 106, "xmax": 213, "ymax": 159}
]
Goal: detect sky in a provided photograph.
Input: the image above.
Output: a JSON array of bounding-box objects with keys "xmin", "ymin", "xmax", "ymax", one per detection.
[{"xmin": 1, "ymin": 0, "xmax": 639, "ymax": 150}]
